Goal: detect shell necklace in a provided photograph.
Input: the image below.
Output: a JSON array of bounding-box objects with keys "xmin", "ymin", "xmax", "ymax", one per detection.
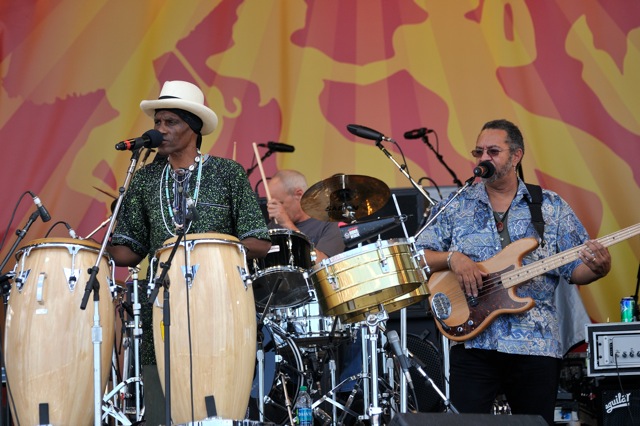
[{"xmin": 160, "ymin": 150, "xmax": 203, "ymax": 235}]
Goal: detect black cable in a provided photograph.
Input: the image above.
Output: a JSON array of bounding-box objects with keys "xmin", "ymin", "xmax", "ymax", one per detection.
[
  {"xmin": 0, "ymin": 191, "xmax": 30, "ymax": 252},
  {"xmin": 43, "ymin": 221, "xmax": 68, "ymax": 238}
]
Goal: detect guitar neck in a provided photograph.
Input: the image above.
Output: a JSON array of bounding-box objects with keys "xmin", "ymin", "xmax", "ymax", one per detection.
[{"xmin": 503, "ymin": 223, "xmax": 640, "ymax": 288}]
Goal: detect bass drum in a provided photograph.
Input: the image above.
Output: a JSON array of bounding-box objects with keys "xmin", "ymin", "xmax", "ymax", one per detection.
[{"xmin": 249, "ymin": 322, "xmax": 304, "ymax": 425}]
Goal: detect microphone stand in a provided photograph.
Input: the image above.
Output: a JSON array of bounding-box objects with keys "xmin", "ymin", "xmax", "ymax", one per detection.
[
  {"xmin": 407, "ymin": 351, "xmax": 459, "ymax": 414},
  {"xmin": 418, "ymin": 134, "xmax": 463, "ymax": 187},
  {"xmin": 0, "ymin": 210, "xmax": 41, "ymax": 286},
  {"xmin": 246, "ymin": 149, "xmax": 275, "ymax": 176},
  {"xmin": 413, "ymin": 175, "xmax": 475, "ymax": 240},
  {"xmin": 147, "ymin": 202, "xmax": 195, "ymax": 426},
  {"xmin": 80, "ymin": 148, "xmax": 142, "ymax": 426},
  {"xmin": 374, "ymin": 140, "xmax": 437, "ymax": 208}
]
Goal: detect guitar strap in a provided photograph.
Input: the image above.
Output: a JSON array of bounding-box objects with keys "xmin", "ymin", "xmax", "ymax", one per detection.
[{"xmin": 525, "ymin": 183, "xmax": 545, "ymax": 246}]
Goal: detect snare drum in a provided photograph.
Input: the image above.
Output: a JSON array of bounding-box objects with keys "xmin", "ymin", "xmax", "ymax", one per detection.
[
  {"xmin": 4, "ymin": 238, "xmax": 115, "ymax": 425},
  {"xmin": 150, "ymin": 233, "xmax": 256, "ymax": 423},
  {"xmin": 271, "ymin": 297, "xmax": 352, "ymax": 347},
  {"xmin": 250, "ymin": 228, "xmax": 313, "ymax": 308},
  {"xmin": 308, "ymin": 238, "xmax": 424, "ymax": 317}
]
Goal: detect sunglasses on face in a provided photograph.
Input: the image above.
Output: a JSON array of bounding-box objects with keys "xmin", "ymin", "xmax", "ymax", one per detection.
[{"xmin": 470, "ymin": 147, "xmax": 504, "ymax": 158}]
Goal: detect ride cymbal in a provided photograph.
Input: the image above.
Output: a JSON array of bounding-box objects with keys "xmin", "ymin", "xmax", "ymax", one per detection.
[{"xmin": 301, "ymin": 174, "xmax": 390, "ymax": 221}]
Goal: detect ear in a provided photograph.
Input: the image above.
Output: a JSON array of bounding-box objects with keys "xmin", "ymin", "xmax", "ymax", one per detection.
[
  {"xmin": 512, "ymin": 147, "xmax": 524, "ymax": 167},
  {"xmin": 294, "ymin": 188, "xmax": 305, "ymax": 199}
]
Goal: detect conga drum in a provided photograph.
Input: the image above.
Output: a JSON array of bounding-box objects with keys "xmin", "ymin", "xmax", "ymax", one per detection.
[
  {"xmin": 150, "ymin": 233, "xmax": 256, "ymax": 422},
  {"xmin": 4, "ymin": 238, "xmax": 115, "ymax": 425}
]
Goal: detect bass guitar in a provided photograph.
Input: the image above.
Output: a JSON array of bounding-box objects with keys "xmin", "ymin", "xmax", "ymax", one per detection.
[{"xmin": 428, "ymin": 223, "xmax": 640, "ymax": 341}]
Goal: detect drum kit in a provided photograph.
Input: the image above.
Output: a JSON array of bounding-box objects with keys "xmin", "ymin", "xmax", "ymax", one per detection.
[{"xmin": 0, "ymin": 173, "xmax": 445, "ymax": 426}]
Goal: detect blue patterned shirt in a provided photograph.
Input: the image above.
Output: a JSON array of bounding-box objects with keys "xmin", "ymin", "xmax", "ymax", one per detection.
[{"xmin": 416, "ymin": 179, "xmax": 589, "ymax": 358}]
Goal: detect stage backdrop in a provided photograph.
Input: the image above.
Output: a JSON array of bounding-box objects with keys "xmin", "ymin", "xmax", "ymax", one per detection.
[{"xmin": 1, "ymin": 0, "xmax": 639, "ymax": 323}]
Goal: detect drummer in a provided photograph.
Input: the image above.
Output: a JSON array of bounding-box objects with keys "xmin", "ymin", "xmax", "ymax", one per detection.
[
  {"xmin": 266, "ymin": 169, "xmax": 345, "ymax": 261},
  {"xmin": 107, "ymin": 80, "xmax": 271, "ymax": 423}
]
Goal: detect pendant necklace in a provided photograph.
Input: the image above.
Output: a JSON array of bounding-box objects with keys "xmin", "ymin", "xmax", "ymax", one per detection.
[
  {"xmin": 493, "ymin": 205, "xmax": 511, "ymax": 233},
  {"xmin": 159, "ymin": 151, "xmax": 204, "ymax": 235}
]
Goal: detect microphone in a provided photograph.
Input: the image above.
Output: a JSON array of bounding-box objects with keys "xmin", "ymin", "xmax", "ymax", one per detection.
[
  {"xmin": 473, "ymin": 160, "xmax": 495, "ymax": 179},
  {"xmin": 387, "ymin": 330, "xmax": 414, "ymax": 390},
  {"xmin": 346, "ymin": 124, "xmax": 394, "ymax": 142},
  {"xmin": 115, "ymin": 129, "xmax": 163, "ymax": 151},
  {"xmin": 257, "ymin": 141, "xmax": 295, "ymax": 153},
  {"xmin": 29, "ymin": 192, "xmax": 51, "ymax": 222},
  {"xmin": 403, "ymin": 127, "xmax": 433, "ymax": 139},
  {"xmin": 64, "ymin": 222, "xmax": 78, "ymax": 239}
]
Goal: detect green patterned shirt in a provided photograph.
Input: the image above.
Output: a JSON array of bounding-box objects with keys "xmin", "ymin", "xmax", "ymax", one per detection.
[{"xmin": 112, "ymin": 155, "xmax": 270, "ymax": 259}]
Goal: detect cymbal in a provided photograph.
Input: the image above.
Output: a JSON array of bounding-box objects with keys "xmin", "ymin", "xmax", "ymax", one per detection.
[{"xmin": 301, "ymin": 174, "xmax": 391, "ymax": 222}]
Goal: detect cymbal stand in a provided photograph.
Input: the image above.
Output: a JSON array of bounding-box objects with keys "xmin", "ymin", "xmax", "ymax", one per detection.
[{"xmin": 80, "ymin": 148, "xmax": 143, "ymax": 426}]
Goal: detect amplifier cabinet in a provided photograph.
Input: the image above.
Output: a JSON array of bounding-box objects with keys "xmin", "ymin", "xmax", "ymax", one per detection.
[{"xmin": 585, "ymin": 322, "xmax": 640, "ymax": 377}]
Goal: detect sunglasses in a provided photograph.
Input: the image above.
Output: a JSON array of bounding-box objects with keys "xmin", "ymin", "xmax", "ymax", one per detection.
[{"xmin": 470, "ymin": 147, "xmax": 503, "ymax": 158}]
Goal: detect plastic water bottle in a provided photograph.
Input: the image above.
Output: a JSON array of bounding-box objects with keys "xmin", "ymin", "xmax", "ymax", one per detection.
[{"xmin": 295, "ymin": 385, "xmax": 313, "ymax": 426}]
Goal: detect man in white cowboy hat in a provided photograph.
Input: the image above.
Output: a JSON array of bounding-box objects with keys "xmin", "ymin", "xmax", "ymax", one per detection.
[
  {"xmin": 108, "ymin": 80, "xmax": 271, "ymax": 422},
  {"xmin": 109, "ymin": 79, "xmax": 271, "ymax": 265}
]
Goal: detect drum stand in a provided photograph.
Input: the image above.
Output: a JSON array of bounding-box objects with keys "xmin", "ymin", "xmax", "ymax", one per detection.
[{"xmin": 102, "ymin": 270, "xmax": 145, "ymax": 424}]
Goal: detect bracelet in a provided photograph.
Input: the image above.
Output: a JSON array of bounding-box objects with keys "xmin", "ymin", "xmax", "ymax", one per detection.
[{"xmin": 446, "ymin": 251, "xmax": 455, "ymax": 270}]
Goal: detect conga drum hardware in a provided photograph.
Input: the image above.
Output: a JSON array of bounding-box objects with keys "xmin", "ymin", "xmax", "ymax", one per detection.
[{"xmin": 13, "ymin": 241, "xmax": 116, "ymax": 294}]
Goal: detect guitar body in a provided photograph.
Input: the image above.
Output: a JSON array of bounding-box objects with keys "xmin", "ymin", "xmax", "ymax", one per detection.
[{"xmin": 427, "ymin": 238, "xmax": 539, "ymax": 341}]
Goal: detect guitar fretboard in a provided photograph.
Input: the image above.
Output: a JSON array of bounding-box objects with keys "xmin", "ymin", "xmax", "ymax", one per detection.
[{"xmin": 502, "ymin": 223, "xmax": 640, "ymax": 288}]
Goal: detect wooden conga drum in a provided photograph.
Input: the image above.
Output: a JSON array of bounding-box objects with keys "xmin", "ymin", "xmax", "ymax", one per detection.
[
  {"xmin": 151, "ymin": 233, "xmax": 256, "ymax": 422},
  {"xmin": 4, "ymin": 238, "xmax": 115, "ymax": 425}
]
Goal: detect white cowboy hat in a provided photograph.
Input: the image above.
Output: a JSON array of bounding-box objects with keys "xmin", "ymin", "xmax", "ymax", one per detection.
[{"xmin": 140, "ymin": 80, "xmax": 218, "ymax": 135}]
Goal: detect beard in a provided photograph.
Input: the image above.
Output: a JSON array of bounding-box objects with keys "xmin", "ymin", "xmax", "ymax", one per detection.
[{"xmin": 485, "ymin": 154, "xmax": 516, "ymax": 183}]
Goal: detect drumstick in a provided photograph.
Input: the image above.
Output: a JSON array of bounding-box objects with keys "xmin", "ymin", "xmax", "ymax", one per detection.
[
  {"xmin": 232, "ymin": 141, "xmax": 237, "ymax": 161},
  {"xmin": 252, "ymin": 142, "xmax": 277, "ymax": 224}
]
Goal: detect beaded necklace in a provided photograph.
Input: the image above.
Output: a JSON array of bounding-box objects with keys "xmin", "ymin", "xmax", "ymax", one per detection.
[{"xmin": 160, "ymin": 151, "xmax": 204, "ymax": 235}]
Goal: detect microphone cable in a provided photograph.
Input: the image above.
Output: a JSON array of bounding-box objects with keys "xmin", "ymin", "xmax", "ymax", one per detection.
[{"xmin": 0, "ymin": 191, "xmax": 32, "ymax": 252}]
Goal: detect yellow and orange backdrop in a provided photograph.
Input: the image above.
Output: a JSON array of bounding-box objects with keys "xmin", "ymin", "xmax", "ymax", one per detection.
[{"xmin": 1, "ymin": 0, "xmax": 639, "ymax": 323}]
